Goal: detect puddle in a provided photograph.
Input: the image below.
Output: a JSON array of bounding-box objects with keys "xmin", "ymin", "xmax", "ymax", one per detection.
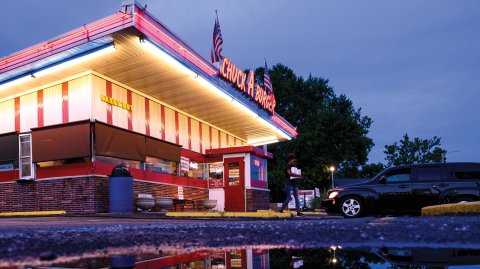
[{"xmin": 3, "ymin": 245, "xmax": 480, "ymax": 268}]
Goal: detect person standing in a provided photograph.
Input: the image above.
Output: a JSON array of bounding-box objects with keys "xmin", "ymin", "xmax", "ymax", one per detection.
[{"xmin": 279, "ymin": 153, "xmax": 303, "ymax": 216}]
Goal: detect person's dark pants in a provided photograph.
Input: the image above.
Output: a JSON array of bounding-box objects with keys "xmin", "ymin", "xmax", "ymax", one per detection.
[{"xmin": 280, "ymin": 183, "xmax": 300, "ymax": 213}]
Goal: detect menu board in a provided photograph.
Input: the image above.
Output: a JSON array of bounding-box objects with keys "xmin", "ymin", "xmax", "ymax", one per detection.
[{"xmin": 228, "ymin": 162, "xmax": 240, "ymax": 186}]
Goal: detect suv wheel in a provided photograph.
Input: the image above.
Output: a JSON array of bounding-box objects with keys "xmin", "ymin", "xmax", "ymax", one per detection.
[{"xmin": 340, "ymin": 196, "xmax": 364, "ymax": 218}]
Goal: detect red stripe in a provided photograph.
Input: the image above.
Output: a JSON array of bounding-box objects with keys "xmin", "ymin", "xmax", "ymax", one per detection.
[
  {"xmin": 187, "ymin": 117, "xmax": 191, "ymax": 150},
  {"xmin": 209, "ymin": 126, "xmax": 212, "ymax": 150},
  {"xmin": 127, "ymin": 90, "xmax": 133, "ymax": 131},
  {"xmin": 160, "ymin": 105, "xmax": 165, "ymax": 140},
  {"xmin": 181, "ymin": 149, "xmax": 207, "ymax": 163},
  {"xmin": 199, "ymin": 122, "xmax": 203, "ymax": 153},
  {"xmin": 37, "ymin": 90, "xmax": 44, "ymax": 127},
  {"xmin": 14, "ymin": 97, "xmax": 20, "ymax": 132},
  {"xmin": 106, "ymin": 81, "xmax": 113, "ymax": 125},
  {"xmin": 145, "ymin": 99, "xmax": 150, "ymax": 136},
  {"xmin": 218, "ymin": 130, "xmax": 221, "ymax": 148},
  {"xmin": 175, "ymin": 111, "xmax": 179, "ymax": 145},
  {"xmin": 62, "ymin": 82, "xmax": 69, "ymax": 123}
]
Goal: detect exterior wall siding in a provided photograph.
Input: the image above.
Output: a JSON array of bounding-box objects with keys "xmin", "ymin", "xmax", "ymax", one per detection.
[
  {"xmin": 0, "ymin": 73, "xmax": 246, "ymax": 149},
  {"xmin": 42, "ymin": 84, "xmax": 63, "ymax": 126},
  {"xmin": 19, "ymin": 92, "xmax": 38, "ymax": 132},
  {"xmin": 0, "ymin": 75, "xmax": 92, "ymax": 135},
  {"xmin": 0, "ymin": 99, "xmax": 15, "ymax": 134},
  {"xmin": 90, "ymin": 74, "xmax": 246, "ymax": 152},
  {"xmin": 68, "ymin": 76, "xmax": 92, "ymax": 122}
]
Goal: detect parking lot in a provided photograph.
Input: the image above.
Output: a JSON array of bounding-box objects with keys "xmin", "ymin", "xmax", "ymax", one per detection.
[{"xmin": 1, "ymin": 214, "xmax": 480, "ymax": 266}]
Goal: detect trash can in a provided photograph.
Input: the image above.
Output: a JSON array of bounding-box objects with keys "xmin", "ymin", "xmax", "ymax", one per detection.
[{"xmin": 109, "ymin": 165, "xmax": 133, "ymax": 214}]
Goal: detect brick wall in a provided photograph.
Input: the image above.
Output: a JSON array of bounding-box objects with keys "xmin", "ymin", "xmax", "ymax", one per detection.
[
  {"xmin": 134, "ymin": 181, "xmax": 209, "ymax": 212},
  {"xmin": 0, "ymin": 177, "xmax": 108, "ymax": 214},
  {"xmin": 0, "ymin": 177, "xmax": 210, "ymax": 214},
  {"xmin": 246, "ymin": 189, "xmax": 269, "ymax": 212}
]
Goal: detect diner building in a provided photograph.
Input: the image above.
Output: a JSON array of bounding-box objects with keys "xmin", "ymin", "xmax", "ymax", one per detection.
[{"xmin": 0, "ymin": 1, "xmax": 297, "ymax": 214}]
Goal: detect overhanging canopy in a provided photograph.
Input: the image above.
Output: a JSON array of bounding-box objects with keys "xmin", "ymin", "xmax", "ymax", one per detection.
[{"xmin": 0, "ymin": 1, "xmax": 297, "ymax": 145}]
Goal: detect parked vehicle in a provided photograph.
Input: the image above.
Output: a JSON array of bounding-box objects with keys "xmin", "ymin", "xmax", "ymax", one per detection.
[{"xmin": 321, "ymin": 162, "xmax": 480, "ymax": 218}]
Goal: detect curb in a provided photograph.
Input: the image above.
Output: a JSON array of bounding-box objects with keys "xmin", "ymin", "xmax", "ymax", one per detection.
[
  {"xmin": 422, "ymin": 201, "xmax": 480, "ymax": 216},
  {"xmin": 166, "ymin": 210, "xmax": 293, "ymax": 219},
  {"xmin": 0, "ymin": 210, "xmax": 66, "ymax": 217}
]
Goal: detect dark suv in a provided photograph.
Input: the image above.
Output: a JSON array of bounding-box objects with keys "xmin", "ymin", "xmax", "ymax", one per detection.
[{"xmin": 321, "ymin": 162, "xmax": 480, "ymax": 218}]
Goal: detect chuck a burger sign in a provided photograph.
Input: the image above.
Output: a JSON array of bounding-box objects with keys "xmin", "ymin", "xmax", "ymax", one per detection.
[{"xmin": 219, "ymin": 57, "xmax": 276, "ymax": 114}]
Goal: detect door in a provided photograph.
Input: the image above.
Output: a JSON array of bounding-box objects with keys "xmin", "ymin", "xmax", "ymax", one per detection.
[
  {"xmin": 224, "ymin": 157, "xmax": 245, "ymax": 212},
  {"xmin": 226, "ymin": 250, "xmax": 247, "ymax": 269},
  {"xmin": 376, "ymin": 168, "xmax": 414, "ymax": 212},
  {"xmin": 412, "ymin": 165, "xmax": 449, "ymax": 209}
]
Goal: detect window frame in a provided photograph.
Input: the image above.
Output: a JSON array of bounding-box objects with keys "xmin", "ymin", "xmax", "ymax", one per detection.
[{"xmin": 19, "ymin": 133, "xmax": 35, "ymax": 180}]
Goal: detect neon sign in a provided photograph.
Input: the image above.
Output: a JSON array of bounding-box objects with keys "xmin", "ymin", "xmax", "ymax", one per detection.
[{"xmin": 219, "ymin": 57, "xmax": 276, "ymax": 114}]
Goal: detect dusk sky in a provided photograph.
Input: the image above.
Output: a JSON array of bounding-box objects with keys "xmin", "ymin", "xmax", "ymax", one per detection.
[{"xmin": 1, "ymin": 0, "xmax": 479, "ymax": 164}]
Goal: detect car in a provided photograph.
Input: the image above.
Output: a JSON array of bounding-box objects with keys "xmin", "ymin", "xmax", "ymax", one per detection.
[{"xmin": 321, "ymin": 162, "xmax": 480, "ymax": 218}]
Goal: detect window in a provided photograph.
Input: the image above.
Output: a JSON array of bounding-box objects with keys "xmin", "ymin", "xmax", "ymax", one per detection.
[
  {"xmin": 384, "ymin": 168, "xmax": 410, "ymax": 183},
  {"xmin": 251, "ymin": 156, "xmax": 267, "ymax": 181},
  {"xmin": 19, "ymin": 134, "xmax": 34, "ymax": 179},
  {"xmin": 455, "ymin": 171, "xmax": 480, "ymax": 180},
  {"xmin": 95, "ymin": 155, "xmax": 142, "ymax": 170},
  {"xmin": 179, "ymin": 156, "xmax": 206, "ymax": 179},
  {"xmin": 145, "ymin": 156, "xmax": 177, "ymax": 175},
  {"xmin": 417, "ymin": 166, "xmax": 447, "ymax": 181}
]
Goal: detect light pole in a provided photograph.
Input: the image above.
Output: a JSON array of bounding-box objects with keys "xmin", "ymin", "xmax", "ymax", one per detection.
[
  {"xmin": 442, "ymin": 150, "xmax": 460, "ymax": 162},
  {"xmin": 329, "ymin": 166, "xmax": 335, "ymax": 188}
]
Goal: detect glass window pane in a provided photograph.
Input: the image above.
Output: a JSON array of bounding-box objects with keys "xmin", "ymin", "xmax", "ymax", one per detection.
[
  {"xmin": 455, "ymin": 171, "xmax": 480, "ymax": 179},
  {"xmin": 385, "ymin": 168, "xmax": 410, "ymax": 183},
  {"xmin": 417, "ymin": 167, "xmax": 446, "ymax": 181},
  {"xmin": 21, "ymin": 164, "xmax": 31, "ymax": 177},
  {"xmin": 20, "ymin": 142, "xmax": 30, "ymax": 157},
  {"xmin": 145, "ymin": 156, "xmax": 177, "ymax": 175},
  {"xmin": 251, "ymin": 156, "xmax": 267, "ymax": 181}
]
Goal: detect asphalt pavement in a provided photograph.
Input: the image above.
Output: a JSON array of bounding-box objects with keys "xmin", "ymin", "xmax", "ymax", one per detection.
[{"xmin": 1, "ymin": 215, "xmax": 480, "ymax": 266}]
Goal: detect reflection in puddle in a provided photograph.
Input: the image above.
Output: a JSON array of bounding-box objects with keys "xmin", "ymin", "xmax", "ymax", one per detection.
[{"xmin": 3, "ymin": 246, "xmax": 480, "ymax": 268}]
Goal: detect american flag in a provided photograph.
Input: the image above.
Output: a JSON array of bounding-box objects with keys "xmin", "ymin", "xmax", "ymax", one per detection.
[
  {"xmin": 211, "ymin": 11, "xmax": 223, "ymax": 64},
  {"xmin": 264, "ymin": 59, "xmax": 274, "ymax": 97}
]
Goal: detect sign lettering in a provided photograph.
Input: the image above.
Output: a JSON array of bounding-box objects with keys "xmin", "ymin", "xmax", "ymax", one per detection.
[
  {"xmin": 100, "ymin": 95, "xmax": 133, "ymax": 112},
  {"xmin": 220, "ymin": 57, "xmax": 276, "ymax": 114}
]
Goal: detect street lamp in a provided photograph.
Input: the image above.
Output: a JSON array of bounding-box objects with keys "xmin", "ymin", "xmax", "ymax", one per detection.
[
  {"xmin": 329, "ymin": 166, "xmax": 335, "ymax": 188},
  {"xmin": 442, "ymin": 150, "xmax": 459, "ymax": 162}
]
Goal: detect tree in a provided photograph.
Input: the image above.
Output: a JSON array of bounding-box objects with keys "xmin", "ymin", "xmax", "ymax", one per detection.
[
  {"xmin": 384, "ymin": 134, "xmax": 447, "ymax": 167},
  {"xmin": 257, "ymin": 64, "xmax": 374, "ymax": 201}
]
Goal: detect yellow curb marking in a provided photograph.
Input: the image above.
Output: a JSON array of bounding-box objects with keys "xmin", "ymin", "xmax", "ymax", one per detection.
[
  {"xmin": 166, "ymin": 210, "xmax": 292, "ymax": 218},
  {"xmin": 0, "ymin": 210, "xmax": 66, "ymax": 217},
  {"xmin": 422, "ymin": 201, "xmax": 480, "ymax": 216}
]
